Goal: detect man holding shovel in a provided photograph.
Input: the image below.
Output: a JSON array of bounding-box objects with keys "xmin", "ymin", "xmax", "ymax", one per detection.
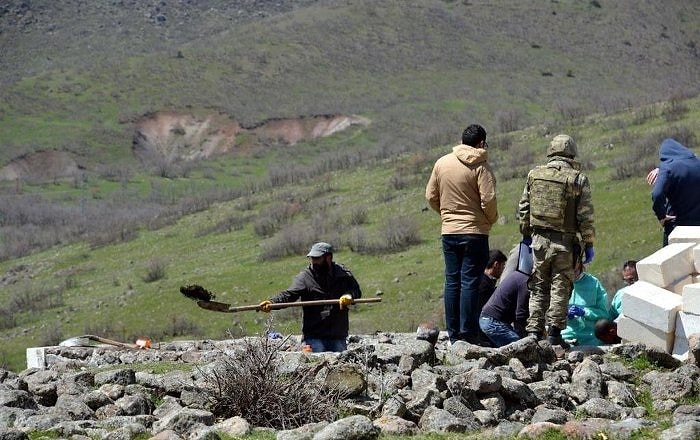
[{"xmin": 259, "ymin": 242, "xmax": 362, "ymax": 352}]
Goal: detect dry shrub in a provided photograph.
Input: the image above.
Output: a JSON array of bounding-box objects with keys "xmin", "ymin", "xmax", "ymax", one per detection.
[
  {"xmin": 200, "ymin": 335, "xmax": 339, "ymax": 429},
  {"xmin": 143, "ymin": 258, "xmax": 167, "ymax": 283}
]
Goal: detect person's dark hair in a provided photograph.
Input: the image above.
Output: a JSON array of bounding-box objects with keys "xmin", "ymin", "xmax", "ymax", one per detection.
[
  {"xmin": 486, "ymin": 249, "xmax": 507, "ymax": 268},
  {"xmin": 462, "ymin": 124, "xmax": 487, "ymax": 147},
  {"xmin": 594, "ymin": 319, "xmax": 621, "ymax": 344},
  {"xmin": 623, "ymin": 260, "xmax": 637, "ymax": 270}
]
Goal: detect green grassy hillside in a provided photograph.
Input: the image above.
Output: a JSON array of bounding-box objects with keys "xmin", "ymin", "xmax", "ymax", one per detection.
[{"xmin": 1, "ymin": 96, "xmax": 698, "ymax": 372}]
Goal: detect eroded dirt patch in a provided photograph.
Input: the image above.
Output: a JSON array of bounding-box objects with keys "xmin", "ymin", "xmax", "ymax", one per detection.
[
  {"xmin": 132, "ymin": 111, "xmax": 371, "ymax": 164},
  {"xmin": 0, "ymin": 150, "xmax": 81, "ymax": 182}
]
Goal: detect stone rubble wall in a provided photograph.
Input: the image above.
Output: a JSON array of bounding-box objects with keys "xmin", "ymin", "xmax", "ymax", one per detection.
[{"xmin": 4, "ymin": 333, "xmax": 700, "ymax": 440}]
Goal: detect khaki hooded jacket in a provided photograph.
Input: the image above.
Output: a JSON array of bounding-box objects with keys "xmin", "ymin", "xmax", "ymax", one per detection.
[{"xmin": 425, "ymin": 144, "xmax": 498, "ymax": 235}]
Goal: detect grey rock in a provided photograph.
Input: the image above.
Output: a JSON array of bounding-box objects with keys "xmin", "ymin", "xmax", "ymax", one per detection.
[
  {"xmin": 212, "ymin": 416, "xmax": 250, "ymax": 437},
  {"xmin": 49, "ymin": 394, "xmax": 95, "ymax": 420},
  {"xmin": 673, "ymin": 404, "xmax": 700, "ymax": 425},
  {"xmin": 95, "ymin": 369, "xmax": 136, "ymax": 386},
  {"xmin": 442, "ymin": 396, "xmax": 479, "ymax": 427},
  {"xmin": 480, "ymin": 392, "xmax": 506, "ymax": 420},
  {"xmin": 493, "ymin": 420, "xmax": 524, "ymax": 437},
  {"xmin": 372, "ymin": 415, "xmax": 417, "ymax": 436},
  {"xmin": 528, "ymin": 380, "xmax": 573, "ymax": 410},
  {"xmin": 599, "ymin": 361, "xmax": 636, "ymax": 381},
  {"xmin": 578, "ymin": 397, "xmax": 623, "ymax": 419},
  {"xmin": 500, "ymin": 376, "xmax": 540, "ymax": 408},
  {"xmin": 410, "ymin": 367, "xmax": 446, "ymax": 392},
  {"xmin": 605, "ymin": 380, "xmax": 635, "ymax": 407},
  {"xmin": 659, "ymin": 421, "xmax": 700, "ymax": 440},
  {"xmin": 95, "ymin": 404, "xmax": 124, "ymax": 419},
  {"xmin": 569, "ymin": 359, "xmax": 603, "ymax": 403},
  {"xmin": 114, "ymin": 394, "xmax": 153, "ymax": 416},
  {"xmin": 642, "ymin": 370, "xmax": 695, "ymax": 400},
  {"xmin": 99, "ymin": 384, "xmax": 126, "ymax": 401},
  {"xmin": 0, "ymin": 390, "xmax": 36, "ymax": 410},
  {"xmin": 607, "ymin": 418, "xmax": 656, "ymax": 439},
  {"xmin": 653, "ymin": 399, "xmax": 678, "ymax": 413},
  {"xmin": 82, "ymin": 390, "xmax": 114, "ymax": 411},
  {"xmin": 531, "ymin": 404, "xmax": 569, "ymax": 424},
  {"xmin": 276, "ymin": 421, "xmax": 327, "ymax": 440},
  {"xmin": 473, "ymin": 409, "xmax": 496, "ymax": 426},
  {"xmin": 152, "ymin": 408, "xmax": 214, "ymax": 436},
  {"xmin": 418, "ymin": 406, "xmax": 475, "ymax": 433},
  {"xmin": 380, "ymin": 395, "xmax": 405, "ymax": 418},
  {"xmin": 517, "ymin": 421, "xmax": 562, "ymax": 438},
  {"xmin": 0, "ymin": 429, "xmax": 28, "ymax": 440},
  {"xmin": 313, "ymin": 415, "xmax": 379, "ymax": 440},
  {"xmin": 464, "ymin": 369, "xmax": 502, "ymax": 394}
]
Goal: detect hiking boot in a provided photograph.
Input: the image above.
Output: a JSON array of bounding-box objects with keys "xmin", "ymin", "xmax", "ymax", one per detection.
[
  {"xmin": 527, "ymin": 331, "xmax": 542, "ymax": 341},
  {"xmin": 547, "ymin": 327, "xmax": 570, "ymax": 349}
]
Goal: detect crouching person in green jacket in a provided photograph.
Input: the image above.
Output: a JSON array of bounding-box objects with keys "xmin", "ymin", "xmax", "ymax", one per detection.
[{"xmin": 561, "ymin": 255, "xmax": 609, "ymax": 346}]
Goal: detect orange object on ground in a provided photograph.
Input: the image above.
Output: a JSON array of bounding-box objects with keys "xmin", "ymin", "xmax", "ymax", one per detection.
[{"xmin": 135, "ymin": 338, "xmax": 151, "ymax": 349}]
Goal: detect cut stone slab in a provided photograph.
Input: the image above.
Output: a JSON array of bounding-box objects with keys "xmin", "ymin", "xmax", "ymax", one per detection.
[
  {"xmin": 672, "ymin": 311, "xmax": 700, "ymax": 360},
  {"xmin": 683, "ymin": 283, "xmax": 700, "ymax": 315},
  {"xmin": 668, "ymin": 226, "xmax": 700, "ymax": 245},
  {"xmin": 637, "ymin": 242, "xmax": 696, "ymax": 287},
  {"xmin": 26, "ymin": 346, "xmax": 47, "ymax": 369},
  {"xmin": 617, "ymin": 315, "xmax": 674, "ymax": 353},
  {"xmin": 621, "ymin": 281, "xmax": 681, "ymax": 332},
  {"xmin": 667, "ymin": 274, "xmax": 695, "ymax": 295}
]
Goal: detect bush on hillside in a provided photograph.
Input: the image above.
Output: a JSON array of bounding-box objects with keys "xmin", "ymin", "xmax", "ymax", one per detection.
[
  {"xmin": 143, "ymin": 258, "xmax": 167, "ymax": 283},
  {"xmin": 200, "ymin": 332, "xmax": 339, "ymax": 429}
]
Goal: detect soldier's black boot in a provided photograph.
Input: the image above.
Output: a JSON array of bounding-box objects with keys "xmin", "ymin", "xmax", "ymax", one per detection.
[{"xmin": 547, "ymin": 327, "xmax": 570, "ymax": 349}]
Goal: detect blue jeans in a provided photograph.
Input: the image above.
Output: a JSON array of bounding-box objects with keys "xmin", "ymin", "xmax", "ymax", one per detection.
[
  {"xmin": 442, "ymin": 234, "xmax": 489, "ymax": 342},
  {"xmin": 479, "ymin": 313, "xmax": 520, "ymax": 348},
  {"xmin": 304, "ymin": 338, "xmax": 347, "ymax": 353}
]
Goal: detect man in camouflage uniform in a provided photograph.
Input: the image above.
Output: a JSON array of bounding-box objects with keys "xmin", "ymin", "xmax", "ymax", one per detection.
[{"xmin": 518, "ymin": 134, "xmax": 595, "ymax": 346}]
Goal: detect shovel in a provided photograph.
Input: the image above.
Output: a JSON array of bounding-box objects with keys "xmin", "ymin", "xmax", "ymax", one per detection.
[{"xmin": 180, "ymin": 284, "xmax": 381, "ymax": 313}]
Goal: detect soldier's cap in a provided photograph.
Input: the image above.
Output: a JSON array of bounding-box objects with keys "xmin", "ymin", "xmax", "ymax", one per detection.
[
  {"xmin": 547, "ymin": 134, "xmax": 577, "ymax": 158},
  {"xmin": 307, "ymin": 242, "xmax": 334, "ymax": 257}
]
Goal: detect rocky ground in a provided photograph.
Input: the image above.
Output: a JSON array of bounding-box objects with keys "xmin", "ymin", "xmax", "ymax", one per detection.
[{"xmin": 1, "ymin": 333, "xmax": 700, "ymax": 439}]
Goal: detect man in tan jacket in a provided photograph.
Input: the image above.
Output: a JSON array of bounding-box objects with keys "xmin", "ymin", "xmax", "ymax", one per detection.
[{"xmin": 425, "ymin": 124, "xmax": 498, "ymax": 344}]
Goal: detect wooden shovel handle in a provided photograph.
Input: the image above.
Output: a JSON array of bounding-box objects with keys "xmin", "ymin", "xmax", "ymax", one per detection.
[{"xmin": 196, "ymin": 297, "xmax": 381, "ymax": 313}]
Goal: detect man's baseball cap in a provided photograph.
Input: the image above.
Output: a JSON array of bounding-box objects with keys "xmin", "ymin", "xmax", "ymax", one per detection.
[{"xmin": 307, "ymin": 242, "xmax": 334, "ymax": 257}]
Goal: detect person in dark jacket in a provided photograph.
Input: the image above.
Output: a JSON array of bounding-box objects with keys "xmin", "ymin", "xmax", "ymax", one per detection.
[
  {"xmin": 478, "ymin": 249, "xmax": 508, "ymax": 311},
  {"xmin": 651, "ymin": 138, "xmax": 700, "ymax": 245},
  {"xmin": 259, "ymin": 242, "xmax": 362, "ymax": 352},
  {"xmin": 478, "ymin": 270, "xmax": 530, "ymax": 347}
]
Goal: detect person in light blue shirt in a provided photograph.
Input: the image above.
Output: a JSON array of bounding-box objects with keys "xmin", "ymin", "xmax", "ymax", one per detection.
[
  {"xmin": 608, "ymin": 260, "xmax": 638, "ymax": 321},
  {"xmin": 561, "ymin": 257, "xmax": 609, "ymax": 346}
]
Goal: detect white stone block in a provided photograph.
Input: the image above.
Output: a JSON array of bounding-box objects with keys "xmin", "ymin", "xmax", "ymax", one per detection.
[
  {"xmin": 617, "ymin": 315, "xmax": 674, "ymax": 353},
  {"xmin": 666, "ymin": 274, "xmax": 694, "ymax": 295},
  {"xmin": 672, "ymin": 311, "xmax": 700, "ymax": 360},
  {"xmin": 695, "ymin": 245, "xmax": 700, "ymax": 274},
  {"xmin": 26, "ymin": 346, "xmax": 47, "ymax": 369},
  {"xmin": 668, "ymin": 226, "xmax": 700, "ymax": 245},
  {"xmin": 682, "ymin": 283, "xmax": 700, "ymax": 314},
  {"xmin": 637, "ymin": 242, "xmax": 696, "ymax": 287},
  {"xmin": 621, "ymin": 281, "xmax": 681, "ymax": 332}
]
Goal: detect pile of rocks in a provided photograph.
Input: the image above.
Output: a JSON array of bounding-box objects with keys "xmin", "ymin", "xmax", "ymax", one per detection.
[{"xmin": 3, "ymin": 333, "xmax": 700, "ymax": 440}]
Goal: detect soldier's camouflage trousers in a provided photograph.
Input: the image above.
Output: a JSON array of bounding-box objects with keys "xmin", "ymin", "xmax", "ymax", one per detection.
[{"xmin": 526, "ymin": 232, "xmax": 577, "ymax": 334}]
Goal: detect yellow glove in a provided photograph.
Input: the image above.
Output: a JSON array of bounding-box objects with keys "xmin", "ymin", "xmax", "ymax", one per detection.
[
  {"xmin": 259, "ymin": 300, "xmax": 273, "ymax": 313},
  {"xmin": 338, "ymin": 294, "xmax": 353, "ymax": 310}
]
